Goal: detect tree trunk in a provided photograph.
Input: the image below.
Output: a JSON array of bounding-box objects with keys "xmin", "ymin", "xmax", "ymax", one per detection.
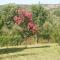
[
  {"xmin": 36, "ymin": 34, "xmax": 39, "ymax": 44},
  {"xmin": 25, "ymin": 37, "xmax": 27, "ymax": 48},
  {"xmin": 48, "ymin": 38, "xmax": 49, "ymax": 43}
]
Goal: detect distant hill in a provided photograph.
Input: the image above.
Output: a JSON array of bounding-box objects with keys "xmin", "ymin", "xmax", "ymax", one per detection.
[
  {"xmin": 0, "ymin": 4, "xmax": 60, "ymax": 11},
  {"xmin": 43, "ymin": 4, "xmax": 60, "ymax": 9}
]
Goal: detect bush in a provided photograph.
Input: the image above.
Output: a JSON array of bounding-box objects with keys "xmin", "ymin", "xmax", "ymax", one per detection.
[{"xmin": 0, "ymin": 35, "xmax": 23, "ymax": 46}]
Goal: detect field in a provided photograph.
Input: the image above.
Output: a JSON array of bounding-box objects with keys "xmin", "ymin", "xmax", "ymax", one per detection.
[{"xmin": 0, "ymin": 43, "xmax": 60, "ymax": 60}]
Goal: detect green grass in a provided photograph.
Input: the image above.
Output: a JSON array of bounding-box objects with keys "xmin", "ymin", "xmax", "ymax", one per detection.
[{"xmin": 0, "ymin": 43, "xmax": 60, "ymax": 60}]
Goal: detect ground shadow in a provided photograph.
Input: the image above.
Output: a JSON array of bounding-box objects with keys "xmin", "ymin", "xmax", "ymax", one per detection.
[
  {"xmin": 0, "ymin": 45, "xmax": 50, "ymax": 54},
  {"xmin": 27, "ymin": 45, "xmax": 50, "ymax": 49},
  {"xmin": 0, "ymin": 47, "xmax": 26, "ymax": 54}
]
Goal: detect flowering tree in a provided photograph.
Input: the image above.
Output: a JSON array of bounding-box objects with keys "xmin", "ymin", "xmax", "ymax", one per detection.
[
  {"xmin": 13, "ymin": 8, "xmax": 38, "ymax": 45},
  {"xmin": 13, "ymin": 8, "xmax": 37, "ymax": 34}
]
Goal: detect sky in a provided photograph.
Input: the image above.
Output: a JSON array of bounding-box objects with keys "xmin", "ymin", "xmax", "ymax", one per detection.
[{"xmin": 0, "ymin": 0, "xmax": 60, "ymax": 5}]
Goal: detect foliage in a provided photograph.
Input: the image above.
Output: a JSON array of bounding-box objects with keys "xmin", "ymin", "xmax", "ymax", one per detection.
[
  {"xmin": 0, "ymin": 4, "xmax": 17, "ymax": 29},
  {"xmin": 53, "ymin": 8, "xmax": 60, "ymax": 17},
  {"xmin": 31, "ymin": 4, "xmax": 48, "ymax": 26},
  {"xmin": 31, "ymin": 4, "xmax": 49, "ymax": 43},
  {"xmin": 48, "ymin": 14, "xmax": 60, "ymax": 43},
  {"xmin": 13, "ymin": 8, "xmax": 37, "ymax": 33},
  {"xmin": 0, "ymin": 35, "xmax": 22, "ymax": 46},
  {"xmin": 0, "ymin": 4, "xmax": 60, "ymax": 46}
]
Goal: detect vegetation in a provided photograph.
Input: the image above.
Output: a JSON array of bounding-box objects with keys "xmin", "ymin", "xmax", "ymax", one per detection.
[
  {"xmin": 0, "ymin": 4, "xmax": 60, "ymax": 46},
  {"xmin": 0, "ymin": 3, "xmax": 60, "ymax": 60}
]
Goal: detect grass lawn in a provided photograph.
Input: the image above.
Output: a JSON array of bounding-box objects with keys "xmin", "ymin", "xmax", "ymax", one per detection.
[{"xmin": 0, "ymin": 43, "xmax": 60, "ymax": 60}]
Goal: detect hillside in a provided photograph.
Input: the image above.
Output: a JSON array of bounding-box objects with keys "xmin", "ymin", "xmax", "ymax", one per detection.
[{"xmin": 0, "ymin": 4, "xmax": 60, "ymax": 10}]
